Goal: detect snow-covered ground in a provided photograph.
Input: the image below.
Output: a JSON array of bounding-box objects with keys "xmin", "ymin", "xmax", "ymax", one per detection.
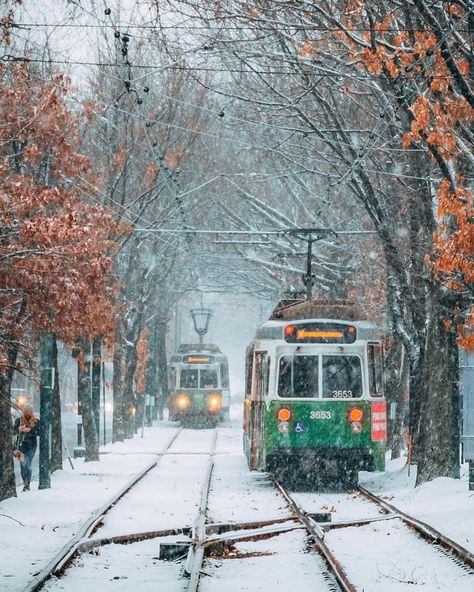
[
  {"xmin": 1, "ymin": 404, "xmax": 473, "ymax": 592},
  {"xmin": 0, "ymin": 423, "xmax": 179, "ymax": 591},
  {"xmin": 360, "ymin": 457, "xmax": 474, "ymax": 554}
]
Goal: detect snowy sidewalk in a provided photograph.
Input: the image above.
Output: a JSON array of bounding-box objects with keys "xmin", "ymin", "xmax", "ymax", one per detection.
[{"xmin": 0, "ymin": 423, "xmax": 178, "ymax": 592}]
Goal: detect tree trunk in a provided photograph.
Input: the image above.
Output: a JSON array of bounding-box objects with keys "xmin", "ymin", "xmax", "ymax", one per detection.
[
  {"xmin": 384, "ymin": 337, "xmax": 409, "ymax": 459},
  {"xmin": 156, "ymin": 320, "xmax": 169, "ymax": 420},
  {"xmin": 0, "ymin": 374, "xmax": 16, "ymax": 501},
  {"xmin": 415, "ymin": 291, "xmax": 460, "ymax": 484},
  {"xmin": 0, "ymin": 302, "xmax": 27, "ymax": 500},
  {"xmin": 112, "ymin": 322, "xmax": 125, "ymax": 442},
  {"xmin": 123, "ymin": 339, "xmax": 138, "ymax": 438},
  {"xmin": 51, "ymin": 335, "xmax": 63, "ymax": 472},
  {"xmin": 78, "ymin": 342, "xmax": 99, "ymax": 462},
  {"xmin": 91, "ymin": 337, "xmax": 101, "ymax": 441},
  {"xmin": 144, "ymin": 321, "xmax": 158, "ymax": 427}
]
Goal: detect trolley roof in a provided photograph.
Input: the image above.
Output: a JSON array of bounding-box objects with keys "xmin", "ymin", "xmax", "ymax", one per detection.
[
  {"xmin": 254, "ymin": 319, "xmax": 380, "ymax": 342},
  {"xmin": 171, "ymin": 343, "xmax": 228, "ymax": 364},
  {"xmin": 177, "ymin": 343, "xmax": 222, "ymax": 354}
]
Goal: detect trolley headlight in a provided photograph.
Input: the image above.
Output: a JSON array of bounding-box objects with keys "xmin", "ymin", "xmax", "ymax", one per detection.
[
  {"xmin": 176, "ymin": 393, "xmax": 190, "ymax": 410},
  {"xmin": 207, "ymin": 393, "xmax": 222, "ymax": 412},
  {"xmin": 278, "ymin": 421, "xmax": 290, "ymax": 434}
]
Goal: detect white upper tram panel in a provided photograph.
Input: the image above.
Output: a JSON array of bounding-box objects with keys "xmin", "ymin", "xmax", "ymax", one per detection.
[{"xmin": 254, "ymin": 319, "xmax": 380, "ymax": 343}]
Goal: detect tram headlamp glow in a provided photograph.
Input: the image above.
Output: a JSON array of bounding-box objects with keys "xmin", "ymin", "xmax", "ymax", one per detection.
[
  {"xmin": 277, "ymin": 408, "xmax": 292, "ymax": 422},
  {"xmin": 348, "ymin": 407, "xmax": 363, "ymax": 423},
  {"xmin": 278, "ymin": 421, "xmax": 290, "ymax": 434},
  {"xmin": 176, "ymin": 394, "xmax": 190, "ymax": 410},
  {"xmin": 207, "ymin": 394, "xmax": 222, "ymax": 412}
]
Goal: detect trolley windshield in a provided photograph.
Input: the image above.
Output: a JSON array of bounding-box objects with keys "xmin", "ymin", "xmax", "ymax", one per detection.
[
  {"xmin": 278, "ymin": 355, "xmax": 318, "ymax": 398},
  {"xmin": 180, "ymin": 369, "xmax": 199, "ymax": 388},
  {"xmin": 278, "ymin": 354, "xmax": 363, "ymax": 398},
  {"xmin": 179, "ymin": 368, "xmax": 218, "ymax": 389},
  {"xmin": 322, "ymin": 355, "xmax": 362, "ymax": 398},
  {"xmin": 200, "ymin": 368, "xmax": 218, "ymax": 388}
]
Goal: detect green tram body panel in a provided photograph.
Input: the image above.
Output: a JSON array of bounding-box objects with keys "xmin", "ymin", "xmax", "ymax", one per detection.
[{"xmin": 263, "ymin": 400, "xmax": 385, "ymax": 472}]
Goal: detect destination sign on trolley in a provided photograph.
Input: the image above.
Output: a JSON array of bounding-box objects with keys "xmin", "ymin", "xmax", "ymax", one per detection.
[
  {"xmin": 186, "ymin": 355, "xmax": 213, "ymax": 364},
  {"xmin": 284, "ymin": 323, "xmax": 357, "ymax": 344}
]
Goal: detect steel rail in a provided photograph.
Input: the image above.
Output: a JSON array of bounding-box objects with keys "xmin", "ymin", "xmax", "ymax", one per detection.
[
  {"xmin": 184, "ymin": 428, "xmax": 219, "ymax": 592},
  {"xmin": 358, "ymin": 485, "xmax": 474, "ymax": 570},
  {"xmin": 271, "ymin": 476, "xmax": 358, "ymax": 592},
  {"xmin": 78, "ymin": 527, "xmax": 192, "ymax": 553},
  {"xmin": 21, "ymin": 427, "xmax": 183, "ymax": 592}
]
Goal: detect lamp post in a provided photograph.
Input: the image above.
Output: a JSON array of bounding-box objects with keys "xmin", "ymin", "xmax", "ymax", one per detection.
[{"xmin": 190, "ymin": 308, "xmax": 213, "ymax": 344}]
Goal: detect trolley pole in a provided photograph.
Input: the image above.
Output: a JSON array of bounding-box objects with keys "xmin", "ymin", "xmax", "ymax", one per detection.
[
  {"xmin": 306, "ymin": 239, "xmax": 313, "ymax": 301},
  {"xmin": 286, "ymin": 228, "xmax": 337, "ymax": 300}
]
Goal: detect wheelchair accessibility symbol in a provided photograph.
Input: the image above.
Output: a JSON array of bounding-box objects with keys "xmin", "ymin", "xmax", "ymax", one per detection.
[{"xmin": 295, "ymin": 422, "xmax": 307, "ymax": 434}]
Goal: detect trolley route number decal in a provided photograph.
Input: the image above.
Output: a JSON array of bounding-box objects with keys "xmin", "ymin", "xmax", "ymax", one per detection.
[{"xmin": 310, "ymin": 410, "xmax": 332, "ymax": 420}]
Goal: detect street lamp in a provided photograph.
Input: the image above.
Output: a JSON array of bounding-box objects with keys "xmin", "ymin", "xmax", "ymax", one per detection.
[{"xmin": 190, "ymin": 308, "xmax": 213, "ymax": 344}]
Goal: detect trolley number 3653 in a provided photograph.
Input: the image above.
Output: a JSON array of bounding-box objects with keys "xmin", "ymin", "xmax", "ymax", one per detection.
[{"xmin": 310, "ymin": 410, "xmax": 332, "ymax": 420}]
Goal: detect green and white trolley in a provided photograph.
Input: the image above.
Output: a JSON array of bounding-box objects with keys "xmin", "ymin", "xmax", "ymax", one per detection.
[
  {"xmin": 168, "ymin": 344, "xmax": 230, "ymax": 426},
  {"xmin": 243, "ymin": 301, "xmax": 387, "ymax": 487}
]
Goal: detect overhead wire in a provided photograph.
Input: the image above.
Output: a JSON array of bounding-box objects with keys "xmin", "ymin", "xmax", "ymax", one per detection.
[{"xmin": 9, "ymin": 20, "xmax": 474, "ymax": 34}]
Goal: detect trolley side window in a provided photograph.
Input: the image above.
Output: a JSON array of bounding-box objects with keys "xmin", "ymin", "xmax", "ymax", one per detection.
[
  {"xmin": 322, "ymin": 355, "xmax": 362, "ymax": 398},
  {"xmin": 253, "ymin": 352, "xmax": 269, "ymax": 400},
  {"xmin": 200, "ymin": 368, "xmax": 218, "ymax": 389},
  {"xmin": 221, "ymin": 364, "xmax": 230, "ymax": 388},
  {"xmin": 245, "ymin": 345, "xmax": 254, "ymax": 398},
  {"xmin": 368, "ymin": 344, "xmax": 384, "ymax": 397},
  {"xmin": 278, "ymin": 355, "xmax": 318, "ymax": 398},
  {"xmin": 180, "ymin": 368, "xmax": 199, "ymax": 389},
  {"xmin": 168, "ymin": 367, "xmax": 177, "ymax": 389}
]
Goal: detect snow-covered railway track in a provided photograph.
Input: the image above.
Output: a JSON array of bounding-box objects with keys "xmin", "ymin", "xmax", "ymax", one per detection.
[
  {"xmin": 26, "ymin": 427, "xmax": 221, "ymax": 592},
  {"xmin": 272, "ymin": 477, "xmax": 357, "ymax": 592},
  {"xmin": 357, "ymin": 485, "xmax": 474, "ymax": 569},
  {"xmin": 273, "ymin": 478, "xmax": 474, "ymax": 592},
  {"xmin": 183, "ymin": 428, "xmax": 218, "ymax": 592},
  {"xmin": 20, "ymin": 427, "xmax": 189, "ymax": 592}
]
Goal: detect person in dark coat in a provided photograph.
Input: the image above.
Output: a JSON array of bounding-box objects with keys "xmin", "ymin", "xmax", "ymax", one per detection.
[{"xmin": 13, "ymin": 406, "xmax": 40, "ymax": 491}]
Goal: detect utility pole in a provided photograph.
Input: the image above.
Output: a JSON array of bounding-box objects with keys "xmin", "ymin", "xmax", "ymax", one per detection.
[
  {"xmin": 286, "ymin": 228, "xmax": 336, "ymax": 300},
  {"xmin": 39, "ymin": 332, "xmax": 54, "ymax": 489}
]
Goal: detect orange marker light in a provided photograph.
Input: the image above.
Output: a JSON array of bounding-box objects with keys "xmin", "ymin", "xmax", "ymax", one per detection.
[
  {"xmin": 348, "ymin": 407, "xmax": 363, "ymax": 423},
  {"xmin": 277, "ymin": 408, "xmax": 292, "ymax": 422},
  {"xmin": 347, "ymin": 326, "xmax": 356, "ymax": 334},
  {"xmin": 284, "ymin": 324, "xmax": 296, "ymax": 337}
]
